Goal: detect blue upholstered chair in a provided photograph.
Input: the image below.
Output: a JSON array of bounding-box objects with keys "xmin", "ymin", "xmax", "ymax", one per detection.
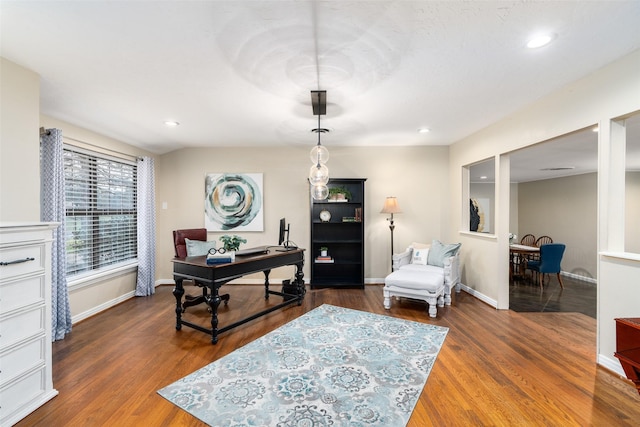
[{"xmin": 525, "ymin": 243, "xmax": 565, "ymax": 289}]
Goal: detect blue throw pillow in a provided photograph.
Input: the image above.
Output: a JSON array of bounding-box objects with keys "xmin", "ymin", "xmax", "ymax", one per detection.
[
  {"xmin": 185, "ymin": 238, "xmax": 216, "ymax": 256},
  {"xmin": 427, "ymin": 239, "xmax": 461, "ymax": 267}
]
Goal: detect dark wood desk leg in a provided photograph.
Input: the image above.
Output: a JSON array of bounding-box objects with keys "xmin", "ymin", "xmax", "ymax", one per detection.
[
  {"xmin": 172, "ymin": 278, "xmax": 184, "ymax": 330},
  {"xmin": 208, "ymin": 285, "xmax": 222, "ymax": 344},
  {"xmin": 263, "ymin": 269, "xmax": 271, "ymax": 300},
  {"xmin": 295, "ymin": 261, "xmax": 305, "ymax": 304}
]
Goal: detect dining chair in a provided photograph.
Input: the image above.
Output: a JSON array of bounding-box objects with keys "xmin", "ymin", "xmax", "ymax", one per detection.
[
  {"xmin": 535, "ymin": 235, "xmax": 553, "ymax": 247},
  {"xmin": 525, "ymin": 243, "xmax": 566, "ymax": 289},
  {"xmin": 529, "ymin": 235, "xmax": 553, "ymax": 263},
  {"xmin": 513, "ymin": 234, "xmax": 537, "ymax": 275},
  {"xmin": 520, "ymin": 234, "xmax": 536, "ymax": 246}
]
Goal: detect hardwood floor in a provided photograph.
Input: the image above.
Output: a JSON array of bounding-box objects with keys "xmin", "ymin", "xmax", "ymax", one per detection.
[
  {"xmin": 510, "ymin": 273, "xmax": 597, "ymax": 318},
  {"xmin": 16, "ymin": 284, "xmax": 640, "ymax": 426}
]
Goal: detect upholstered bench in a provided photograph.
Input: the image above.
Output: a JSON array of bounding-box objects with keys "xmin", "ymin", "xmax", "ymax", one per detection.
[{"xmin": 383, "ymin": 240, "xmax": 461, "ymax": 318}]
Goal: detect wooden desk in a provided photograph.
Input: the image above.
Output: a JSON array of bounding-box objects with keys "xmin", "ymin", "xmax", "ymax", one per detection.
[
  {"xmin": 509, "ymin": 244, "xmax": 539, "ymax": 279},
  {"xmin": 614, "ymin": 317, "xmax": 640, "ymax": 395},
  {"xmin": 172, "ymin": 248, "xmax": 305, "ymax": 344}
]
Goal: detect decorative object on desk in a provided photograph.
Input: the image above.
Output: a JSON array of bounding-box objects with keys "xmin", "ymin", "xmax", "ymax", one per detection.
[
  {"xmin": 205, "ymin": 173, "xmax": 263, "ymax": 231},
  {"xmin": 380, "ymin": 196, "xmax": 402, "ymax": 271},
  {"xmin": 319, "ymin": 209, "xmax": 331, "ymax": 222},
  {"xmin": 158, "ymin": 304, "xmax": 448, "ymax": 426},
  {"xmin": 328, "ymin": 185, "xmax": 351, "ymax": 202},
  {"xmin": 509, "ymin": 233, "xmax": 517, "ymax": 244},
  {"xmin": 309, "ymin": 90, "xmax": 330, "ymax": 200},
  {"xmin": 219, "ymin": 234, "xmax": 247, "ymax": 252},
  {"xmin": 206, "ymin": 247, "xmax": 233, "ymax": 264}
]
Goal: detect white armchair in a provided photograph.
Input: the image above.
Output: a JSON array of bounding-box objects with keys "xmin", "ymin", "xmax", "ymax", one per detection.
[{"xmin": 383, "ymin": 241, "xmax": 461, "ymax": 318}]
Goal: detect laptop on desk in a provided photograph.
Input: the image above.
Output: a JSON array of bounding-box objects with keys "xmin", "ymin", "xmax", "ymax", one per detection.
[{"xmin": 235, "ymin": 246, "xmax": 270, "ymax": 256}]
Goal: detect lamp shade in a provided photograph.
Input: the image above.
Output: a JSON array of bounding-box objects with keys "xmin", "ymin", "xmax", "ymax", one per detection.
[
  {"xmin": 380, "ymin": 196, "xmax": 402, "ymax": 214},
  {"xmin": 310, "ymin": 145, "xmax": 329, "ymax": 164},
  {"xmin": 311, "ymin": 184, "xmax": 329, "ymax": 200},
  {"xmin": 308, "ymin": 163, "xmax": 329, "ymax": 186}
]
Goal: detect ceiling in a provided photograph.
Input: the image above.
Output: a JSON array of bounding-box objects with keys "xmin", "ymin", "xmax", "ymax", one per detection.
[{"xmin": 2, "ymin": 1, "xmax": 640, "ymax": 180}]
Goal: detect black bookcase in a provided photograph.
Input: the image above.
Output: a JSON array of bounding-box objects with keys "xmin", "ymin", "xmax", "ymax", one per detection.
[{"xmin": 310, "ymin": 178, "xmax": 366, "ymax": 289}]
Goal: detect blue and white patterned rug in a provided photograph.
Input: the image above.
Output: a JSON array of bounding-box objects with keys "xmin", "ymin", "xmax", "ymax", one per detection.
[{"xmin": 158, "ymin": 304, "xmax": 448, "ymax": 426}]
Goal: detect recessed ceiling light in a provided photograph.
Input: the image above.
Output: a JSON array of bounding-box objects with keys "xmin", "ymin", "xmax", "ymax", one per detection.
[
  {"xmin": 164, "ymin": 121, "xmax": 180, "ymax": 127},
  {"xmin": 479, "ymin": 176, "xmax": 488, "ymax": 180},
  {"xmin": 418, "ymin": 128, "xmax": 430, "ymax": 133},
  {"xmin": 526, "ymin": 33, "xmax": 556, "ymax": 49}
]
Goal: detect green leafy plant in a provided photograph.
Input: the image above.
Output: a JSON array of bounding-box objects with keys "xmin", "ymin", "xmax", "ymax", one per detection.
[
  {"xmin": 328, "ymin": 186, "xmax": 352, "ymax": 200},
  {"xmin": 320, "ymin": 246, "xmax": 328, "ymax": 252},
  {"xmin": 219, "ymin": 235, "xmax": 247, "ymax": 252}
]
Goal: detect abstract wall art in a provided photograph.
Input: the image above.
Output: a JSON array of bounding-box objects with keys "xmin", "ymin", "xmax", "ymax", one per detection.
[{"xmin": 204, "ymin": 173, "xmax": 263, "ymax": 231}]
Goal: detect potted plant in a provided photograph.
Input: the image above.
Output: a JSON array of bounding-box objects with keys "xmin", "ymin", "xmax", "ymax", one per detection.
[
  {"xmin": 328, "ymin": 186, "xmax": 352, "ymax": 201},
  {"xmin": 320, "ymin": 246, "xmax": 328, "ymax": 257},
  {"xmin": 219, "ymin": 235, "xmax": 247, "ymax": 252}
]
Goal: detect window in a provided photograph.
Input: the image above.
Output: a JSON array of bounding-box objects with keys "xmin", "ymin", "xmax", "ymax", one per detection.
[{"xmin": 63, "ymin": 147, "xmax": 137, "ymax": 277}]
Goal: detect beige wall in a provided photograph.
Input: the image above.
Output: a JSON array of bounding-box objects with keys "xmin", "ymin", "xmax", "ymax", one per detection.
[
  {"xmin": 518, "ymin": 173, "xmax": 597, "ymax": 279},
  {"xmin": 0, "ymin": 58, "xmax": 41, "ymax": 222},
  {"xmin": 156, "ymin": 145, "xmax": 451, "ymax": 284}
]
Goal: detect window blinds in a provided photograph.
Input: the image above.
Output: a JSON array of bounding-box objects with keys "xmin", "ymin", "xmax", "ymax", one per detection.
[{"xmin": 63, "ymin": 147, "xmax": 137, "ymax": 276}]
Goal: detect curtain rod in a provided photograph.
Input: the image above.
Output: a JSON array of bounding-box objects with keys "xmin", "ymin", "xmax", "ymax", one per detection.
[{"xmin": 40, "ymin": 127, "xmax": 143, "ymax": 161}]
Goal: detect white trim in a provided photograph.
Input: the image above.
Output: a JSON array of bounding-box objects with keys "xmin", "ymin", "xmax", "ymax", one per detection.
[
  {"xmin": 600, "ymin": 251, "xmax": 640, "ymax": 262},
  {"xmin": 458, "ymin": 283, "xmax": 498, "ymax": 308},
  {"xmin": 71, "ymin": 290, "xmax": 135, "ymax": 324},
  {"xmin": 67, "ymin": 261, "xmax": 138, "ymax": 291},
  {"xmin": 598, "ymin": 353, "xmax": 625, "ymax": 378},
  {"xmin": 155, "ymin": 278, "xmax": 175, "ymax": 286},
  {"xmin": 560, "ymin": 271, "xmax": 597, "ymax": 285}
]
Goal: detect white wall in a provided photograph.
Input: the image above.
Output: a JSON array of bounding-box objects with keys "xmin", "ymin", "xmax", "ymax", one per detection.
[
  {"xmin": 449, "ymin": 49, "xmax": 640, "ymax": 374},
  {"xmin": 156, "ymin": 145, "xmax": 451, "ymax": 284},
  {"xmin": 0, "ymin": 58, "xmax": 41, "ymax": 222}
]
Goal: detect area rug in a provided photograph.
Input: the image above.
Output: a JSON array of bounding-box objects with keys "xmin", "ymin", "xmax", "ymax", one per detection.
[{"xmin": 158, "ymin": 304, "xmax": 448, "ymax": 426}]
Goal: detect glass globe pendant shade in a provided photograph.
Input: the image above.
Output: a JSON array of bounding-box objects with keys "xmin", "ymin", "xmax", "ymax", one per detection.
[
  {"xmin": 311, "ymin": 184, "xmax": 329, "ymax": 200},
  {"xmin": 308, "ymin": 163, "xmax": 329, "ymax": 186},
  {"xmin": 310, "ymin": 145, "xmax": 329, "ymax": 164}
]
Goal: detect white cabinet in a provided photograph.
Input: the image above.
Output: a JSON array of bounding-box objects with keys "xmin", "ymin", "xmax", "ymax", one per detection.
[{"xmin": 0, "ymin": 223, "xmax": 58, "ymax": 426}]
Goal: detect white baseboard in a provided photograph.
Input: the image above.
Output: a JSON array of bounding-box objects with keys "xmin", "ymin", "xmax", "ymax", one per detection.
[
  {"xmin": 458, "ymin": 283, "xmax": 498, "ymax": 308},
  {"xmin": 598, "ymin": 353, "xmax": 625, "ymax": 377},
  {"xmin": 561, "ymin": 271, "xmax": 597, "ymax": 285},
  {"xmin": 71, "ymin": 290, "xmax": 135, "ymax": 324}
]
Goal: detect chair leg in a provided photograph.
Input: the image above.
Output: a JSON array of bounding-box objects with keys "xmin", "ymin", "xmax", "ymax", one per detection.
[
  {"xmin": 557, "ymin": 272, "xmax": 564, "ymax": 288},
  {"xmin": 539, "ymin": 272, "xmax": 543, "ymax": 289}
]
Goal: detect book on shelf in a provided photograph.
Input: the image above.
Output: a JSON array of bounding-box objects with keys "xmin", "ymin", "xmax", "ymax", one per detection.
[
  {"xmin": 315, "ymin": 256, "xmax": 334, "ymax": 263},
  {"xmin": 327, "ymin": 199, "xmax": 348, "ymax": 203},
  {"xmin": 342, "ymin": 217, "xmax": 357, "ymax": 222}
]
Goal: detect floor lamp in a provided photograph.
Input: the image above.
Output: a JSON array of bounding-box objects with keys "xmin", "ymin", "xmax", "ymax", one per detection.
[{"xmin": 380, "ymin": 197, "xmax": 402, "ymax": 271}]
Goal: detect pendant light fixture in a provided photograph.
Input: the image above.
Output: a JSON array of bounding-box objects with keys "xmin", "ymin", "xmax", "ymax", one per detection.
[{"xmin": 309, "ymin": 90, "xmax": 330, "ymax": 200}]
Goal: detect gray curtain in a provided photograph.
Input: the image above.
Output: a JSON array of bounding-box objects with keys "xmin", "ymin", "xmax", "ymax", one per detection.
[
  {"xmin": 135, "ymin": 156, "xmax": 156, "ymax": 296},
  {"xmin": 40, "ymin": 128, "xmax": 72, "ymax": 341}
]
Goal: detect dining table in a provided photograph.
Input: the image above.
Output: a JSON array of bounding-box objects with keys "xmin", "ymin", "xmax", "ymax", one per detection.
[{"xmin": 509, "ymin": 244, "xmax": 540, "ymax": 280}]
